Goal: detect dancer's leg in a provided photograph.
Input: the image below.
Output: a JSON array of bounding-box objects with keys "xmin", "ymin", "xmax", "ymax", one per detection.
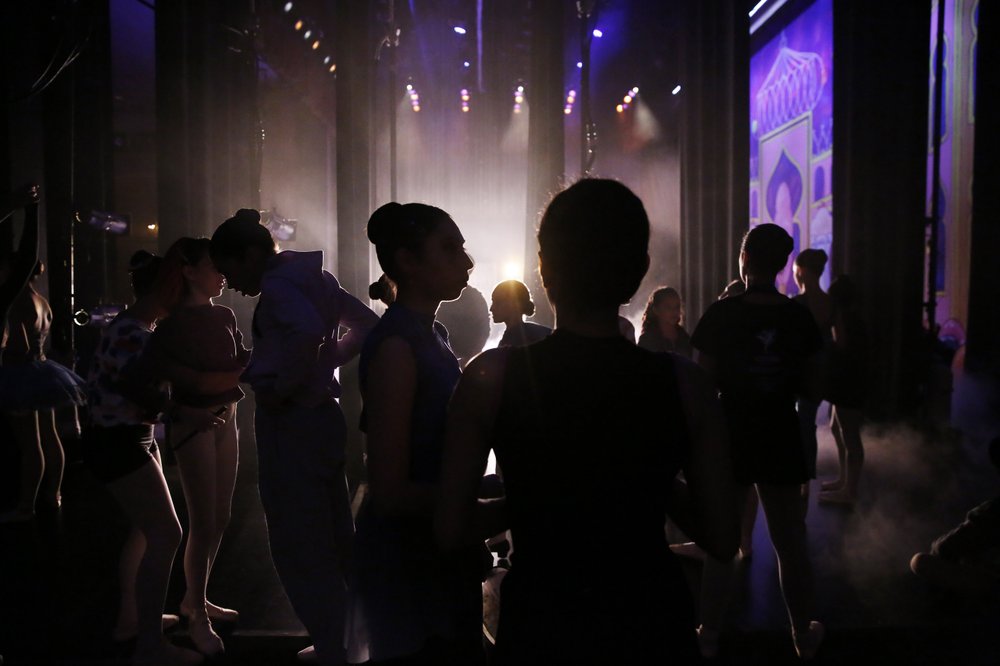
[
  {"xmin": 2, "ymin": 411, "xmax": 42, "ymax": 519},
  {"xmin": 38, "ymin": 409, "xmax": 65, "ymax": 507},
  {"xmin": 756, "ymin": 483, "xmax": 815, "ymax": 634}
]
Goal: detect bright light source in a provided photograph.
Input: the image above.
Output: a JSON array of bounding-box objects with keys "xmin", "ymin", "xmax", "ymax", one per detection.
[
  {"xmin": 413, "ymin": 105, "xmax": 420, "ymax": 112},
  {"xmin": 631, "ymin": 86, "xmax": 639, "ymax": 94},
  {"xmin": 568, "ymin": 90, "xmax": 576, "ymax": 97},
  {"xmin": 328, "ymin": 63, "xmax": 336, "ymax": 73},
  {"xmin": 623, "ymin": 95, "xmax": 632, "ymax": 104},
  {"xmin": 312, "ymin": 40, "xmax": 320, "ymax": 50},
  {"xmin": 323, "ymin": 55, "xmax": 331, "ymax": 64},
  {"xmin": 462, "ymin": 106, "xmax": 470, "ymax": 113},
  {"xmin": 147, "ymin": 223, "xmax": 157, "ymax": 231},
  {"xmin": 453, "ymin": 26, "xmax": 467, "ymax": 35},
  {"xmin": 283, "ymin": 2, "xmax": 294, "ymax": 13},
  {"xmin": 406, "ymin": 83, "xmax": 413, "ymax": 90},
  {"xmin": 303, "ymin": 30, "xmax": 312, "ymax": 39},
  {"xmin": 294, "ymin": 19, "xmax": 303, "ymax": 30},
  {"xmin": 463, "ymin": 61, "xmax": 471, "ymax": 68},
  {"xmin": 672, "ymin": 84, "xmax": 682, "ymax": 95},
  {"xmin": 564, "ymin": 107, "xmax": 572, "ymax": 115},
  {"xmin": 748, "ymin": 0, "xmax": 768, "ymax": 18},
  {"xmin": 502, "ymin": 261, "xmax": 523, "ymax": 281},
  {"xmin": 576, "ymin": 61, "xmax": 583, "ymax": 68},
  {"xmin": 592, "ymin": 29, "xmax": 603, "ymax": 38},
  {"xmin": 616, "ymin": 104, "xmax": 624, "ymax": 113},
  {"xmin": 516, "ymin": 85, "xmax": 524, "ymax": 93}
]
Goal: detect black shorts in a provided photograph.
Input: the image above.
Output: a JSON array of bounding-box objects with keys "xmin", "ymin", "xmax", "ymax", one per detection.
[{"xmin": 83, "ymin": 424, "xmax": 158, "ymax": 484}]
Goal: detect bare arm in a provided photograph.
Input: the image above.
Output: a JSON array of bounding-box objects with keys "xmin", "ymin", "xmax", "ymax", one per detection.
[
  {"xmin": 364, "ymin": 336, "xmax": 436, "ymax": 517},
  {"xmin": 435, "ymin": 349, "xmax": 508, "ymax": 550},
  {"xmin": 333, "ymin": 286, "xmax": 379, "ymax": 366},
  {"xmin": 667, "ymin": 358, "xmax": 739, "ymax": 561}
]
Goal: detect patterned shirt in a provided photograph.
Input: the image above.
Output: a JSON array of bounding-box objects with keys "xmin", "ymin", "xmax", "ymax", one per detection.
[{"xmin": 86, "ymin": 315, "xmax": 157, "ymax": 426}]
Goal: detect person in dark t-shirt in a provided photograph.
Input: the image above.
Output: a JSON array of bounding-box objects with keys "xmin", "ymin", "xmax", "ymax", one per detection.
[{"xmin": 692, "ymin": 223, "xmax": 825, "ymax": 660}]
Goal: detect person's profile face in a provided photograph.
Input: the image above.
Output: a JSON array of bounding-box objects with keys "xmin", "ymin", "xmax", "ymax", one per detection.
[
  {"xmin": 185, "ymin": 254, "xmax": 226, "ymax": 300},
  {"xmin": 409, "ymin": 218, "xmax": 474, "ymax": 303},
  {"xmin": 490, "ymin": 289, "xmax": 518, "ymax": 325},
  {"xmin": 213, "ymin": 251, "xmax": 264, "ymax": 297}
]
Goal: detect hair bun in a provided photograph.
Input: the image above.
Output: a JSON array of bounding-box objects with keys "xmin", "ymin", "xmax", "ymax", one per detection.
[
  {"xmin": 233, "ymin": 208, "xmax": 261, "ymax": 224},
  {"xmin": 128, "ymin": 250, "xmax": 159, "ymax": 272},
  {"xmin": 367, "ymin": 202, "xmax": 404, "ymax": 244}
]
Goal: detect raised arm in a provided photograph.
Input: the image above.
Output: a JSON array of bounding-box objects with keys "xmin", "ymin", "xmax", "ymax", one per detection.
[
  {"xmin": 666, "ymin": 358, "xmax": 739, "ymax": 562},
  {"xmin": 435, "ymin": 348, "xmax": 508, "ymax": 551},
  {"xmin": 0, "ymin": 193, "xmax": 40, "ymax": 319},
  {"xmin": 364, "ymin": 336, "xmax": 436, "ymax": 517}
]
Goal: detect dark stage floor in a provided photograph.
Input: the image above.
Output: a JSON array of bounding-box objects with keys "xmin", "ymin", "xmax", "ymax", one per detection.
[{"xmin": 2, "ymin": 380, "xmax": 999, "ymax": 665}]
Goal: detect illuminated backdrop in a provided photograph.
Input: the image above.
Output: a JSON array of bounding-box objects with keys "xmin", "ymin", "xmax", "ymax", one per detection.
[{"xmin": 749, "ymin": 0, "xmax": 833, "ymax": 294}]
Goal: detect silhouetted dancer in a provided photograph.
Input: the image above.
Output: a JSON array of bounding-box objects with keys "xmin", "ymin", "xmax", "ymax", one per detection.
[
  {"xmin": 692, "ymin": 223, "xmax": 826, "ymax": 660},
  {"xmin": 210, "ymin": 209, "xmax": 377, "ymax": 666},
  {"xmin": 490, "ymin": 280, "xmax": 551, "ymax": 349},
  {"xmin": 354, "ymin": 202, "xmax": 484, "ymax": 665},
  {"xmin": 436, "ymin": 179, "xmax": 738, "ymax": 664}
]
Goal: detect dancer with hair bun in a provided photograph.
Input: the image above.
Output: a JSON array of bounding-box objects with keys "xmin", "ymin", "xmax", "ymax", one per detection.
[
  {"xmin": 354, "ymin": 201, "xmax": 483, "ymax": 665},
  {"xmin": 490, "ymin": 279, "xmax": 550, "ymax": 348},
  {"xmin": 210, "ymin": 209, "xmax": 377, "ymax": 666}
]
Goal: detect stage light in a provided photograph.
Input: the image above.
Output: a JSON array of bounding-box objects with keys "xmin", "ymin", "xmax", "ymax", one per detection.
[
  {"xmin": 453, "ymin": 26, "xmax": 467, "ymax": 35},
  {"xmin": 323, "ymin": 55, "xmax": 331, "ymax": 64},
  {"xmin": 463, "ymin": 61, "xmax": 471, "ymax": 68},
  {"xmin": 592, "ymin": 29, "xmax": 603, "ymax": 38},
  {"xmin": 312, "ymin": 40, "xmax": 320, "ymax": 50},
  {"xmin": 328, "ymin": 63, "xmax": 336, "ymax": 73},
  {"xmin": 516, "ymin": 85, "xmax": 524, "ymax": 93},
  {"xmin": 616, "ymin": 104, "xmax": 624, "ymax": 113},
  {"xmin": 294, "ymin": 19, "xmax": 303, "ymax": 31},
  {"xmin": 631, "ymin": 86, "xmax": 639, "ymax": 94},
  {"xmin": 748, "ymin": 0, "xmax": 769, "ymax": 18},
  {"xmin": 406, "ymin": 83, "xmax": 413, "ymax": 91},
  {"xmin": 502, "ymin": 261, "xmax": 523, "ymax": 281},
  {"xmin": 413, "ymin": 105, "xmax": 421, "ymax": 112},
  {"xmin": 146, "ymin": 223, "xmax": 157, "ymax": 231},
  {"xmin": 672, "ymin": 84, "xmax": 682, "ymax": 95},
  {"xmin": 283, "ymin": 2, "xmax": 293, "ymax": 13},
  {"xmin": 624, "ymin": 95, "xmax": 632, "ymax": 104},
  {"xmin": 303, "ymin": 29, "xmax": 312, "ymax": 40},
  {"xmin": 462, "ymin": 106, "xmax": 470, "ymax": 113},
  {"xmin": 576, "ymin": 61, "xmax": 582, "ymax": 68},
  {"xmin": 564, "ymin": 107, "xmax": 572, "ymax": 115},
  {"xmin": 513, "ymin": 103, "xmax": 522, "ymax": 114}
]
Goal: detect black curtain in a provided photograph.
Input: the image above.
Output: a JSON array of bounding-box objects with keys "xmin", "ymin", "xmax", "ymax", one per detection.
[
  {"xmin": 523, "ymin": 0, "xmax": 565, "ymax": 327},
  {"xmin": 965, "ymin": 0, "xmax": 1000, "ymax": 376},
  {"xmin": 678, "ymin": 0, "xmax": 749, "ymax": 326},
  {"xmin": 156, "ymin": 0, "xmax": 260, "ymax": 248},
  {"xmin": 832, "ymin": 1, "xmax": 930, "ymax": 419}
]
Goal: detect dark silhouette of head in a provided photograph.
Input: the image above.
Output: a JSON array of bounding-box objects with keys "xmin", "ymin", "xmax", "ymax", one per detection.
[
  {"xmin": 159, "ymin": 237, "xmax": 213, "ymax": 311},
  {"xmin": 128, "ymin": 250, "xmax": 163, "ymax": 300},
  {"xmin": 209, "ymin": 209, "xmax": 278, "ymax": 297},
  {"xmin": 641, "ymin": 286, "xmax": 682, "ymax": 335},
  {"xmin": 368, "ymin": 273, "xmax": 397, "ymax": 307},
  {"xmin": 538, "ymin": 179, "xmax": 649, "ymax": 310},
  {"xmin": 367, "ymin": 202, "xmax": 453, "ymax": 286},
  {"xmin": 491, "ymin": 279, "xmax": 535, "ymax": 326},
  {"xmin": 740, "ymin": 223, "xmax": 793, "ymax": 281},
  {"xmin": 794, "ymin": 248, "xmax": 828, "ymax": 278}
]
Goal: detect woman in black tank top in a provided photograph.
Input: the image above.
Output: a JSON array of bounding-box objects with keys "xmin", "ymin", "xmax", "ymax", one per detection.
[{"xmin": 436, "ymin": 179, "xmax": 738, "ymax": 664}]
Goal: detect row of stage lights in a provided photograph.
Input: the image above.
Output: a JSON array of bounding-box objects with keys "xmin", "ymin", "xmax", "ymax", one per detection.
[
  {"xmin": 400, "ymin": 83, "xmax": 666, "ymax": 116},
  {"xmin": 283, "ymin": 2, "xmax": 336, "ymax": 74}
]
